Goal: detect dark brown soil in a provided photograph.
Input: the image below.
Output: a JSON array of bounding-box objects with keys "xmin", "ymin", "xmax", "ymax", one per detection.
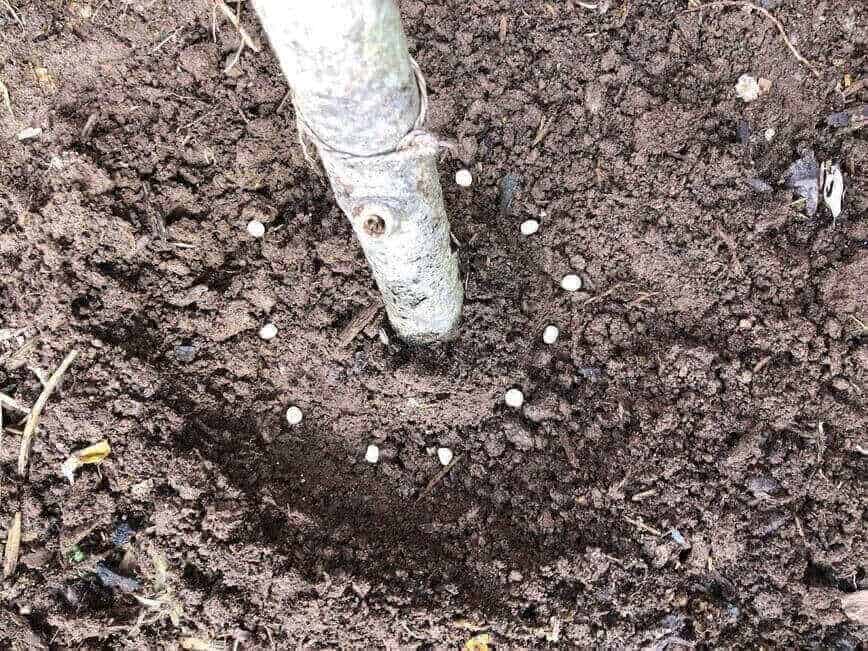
[{"xmin": 1, "ymin": 0, "xmax": 866, "ymax": 648}]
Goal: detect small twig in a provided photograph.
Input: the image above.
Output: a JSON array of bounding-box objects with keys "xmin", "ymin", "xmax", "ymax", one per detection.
[
  {"xmin": 714, "ymin": 225, "xmax": 743, "ymax": 276},
  {"xmin": 681, "ymin": 1, "xmax": 821, "ymax": 78},
  {"xmin": 3, "ymin": 512, "xmax": 22, "ymax": 578},
  {"xmin": 18, "ymin": 350, "xmax": 79, "ymax": 477},
  {"xmin": 623, "ymin": 516, "xmax": 663, "ymax": 537},
  {"xmin": 213, "ymin": 0, "xmax": 260, "ymax": 52},
  {"xmin": 532, "ymin": 115, "xmax": 551, "ymax": 147},
  {"xmin": 416, "ymin": 453, "xmax": 463, "ymax": 502},
  {"xmin": 793, "ymin": 514, "xmax": 805, "ymax": 540},
  {"xmin": 275, "ymin": 89, "xmax": 292, "ymax": 114},
  {"xmin": 0, "ymin": 392, "xmax": 28, "ymax": 413},
  {"xmin": 0, "ymin": 78, "xmax": 13, "ymax": 118},
  {"xmin": 1, "ymin": 0, "xmax": 24, "ymax": 30},
  {"xmin": 152, "ymin": 28, "xmax": 180, "ymax": 52},
  {"xmin": 752, "ymin": 355, "xmax": 772, "ymax": 374},
  {"xmin": 225, "ymin": 40, "xmax": 245, "ymax": 73},
  {"xmin": 29, "ymin": 365, "xmax": 49, "ymax": 390},
  {"xmin": 80, "ymin": 113, "xmax": 98, "ymax": 140}
]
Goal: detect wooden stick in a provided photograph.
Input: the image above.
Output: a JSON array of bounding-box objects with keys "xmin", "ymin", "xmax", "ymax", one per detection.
[
  {"xmin": 18, "ymin": 350, "xmax": 79, "ymax": 477},
  {"xmin": 681, "ymin": 1, "xmax": 821, "ymax": 78}
]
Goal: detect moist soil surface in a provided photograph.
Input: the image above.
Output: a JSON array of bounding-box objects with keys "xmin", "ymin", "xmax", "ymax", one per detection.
[{"xmin": 1, "ymin": 0, "xmax": 867, "ymax": 648}]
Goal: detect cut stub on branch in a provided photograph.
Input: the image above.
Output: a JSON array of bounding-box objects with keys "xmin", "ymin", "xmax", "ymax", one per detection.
[{"xmin": 324, "ymin": 134, "xmax": 462, "ymax": 344}]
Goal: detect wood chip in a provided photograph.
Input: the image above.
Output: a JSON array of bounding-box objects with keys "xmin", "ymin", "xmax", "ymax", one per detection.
[
  {"xmin": 337, "ymin": 303, "xmax": 380, "ymax": 348},
  {"xmin": 3, "ymin": 512, "xmax": 22, "ymax": 578},
  {"xmin": 18, "ymin": 350, "xmax": 79, "ymax": 477}
]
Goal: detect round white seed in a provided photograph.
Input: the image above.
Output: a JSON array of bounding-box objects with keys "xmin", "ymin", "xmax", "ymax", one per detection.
[
  {"xmin": 504, "ymin": 388, "xmax": 524, "ymax": 409},
  {"xmin": 365, "ymin": 444, "xmax": 380, "ymax": 464},
  {"xmin": 455, "ymin": 169, "xmax": 473, "ymax": 187},
  {"xmin": 560, "ymin": 274, "xmax": 583, "ymax": 292},
  {"xmin": 542, "ymin": 325, "xmax": 559, "ymax": 344},
  {"xmin": 520, "ymin": 219, "xmax": 540, "ymax": 236},
  {"xmin": 258, "ymin": 323, "xmax": 278, "ymax": 340},
  {"xmin": 285, "ymin": 406, "xmax": 303, "ymax": 425},
  {"xmin": 437, "ymin": 447, "xmax": 453, "ymax": 466},
  {"xmin": 246, "ymin": 219, "xmax": 265, "ymax": 238}
]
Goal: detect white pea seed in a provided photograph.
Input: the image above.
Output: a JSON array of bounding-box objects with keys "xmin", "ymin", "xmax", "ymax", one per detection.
[
  {"xmin": 520, "ymin": 219, "xmax": 540, "ymax": 236},
  {"xmin": 365, "ymin": 444, "xmax": 380, "ymax": 464},
  {"xmin": 542, "ymin": 325, "xmax": 559, "ymax": 344},
  {"xmin": 246, "ymin": 219, "xmax": 265, "ymax": 238},
  {"xmin": 437, "ymin": 447, "xmax": 453, "ymax": 466},
  {"xmin": 258, "ymin": 323, "xmax": 278, "ymax": 340},
  {"xmin": 455, "ymin": 169, "xmax": 473, "ymax": 187},
  {"xmin": 504, "ymin": 388, "xmax": 524, "ymax": 409},
  {"xmin": 285, "ymin": 406, "xmax": 303, "ymax": 425},
  {"xmin": 764, "ymin": 128, "xmax": 776, "ymax": 142},
  {"xmin": 560, "ymin": 274, "xmax": 583, "ymax": 292}
]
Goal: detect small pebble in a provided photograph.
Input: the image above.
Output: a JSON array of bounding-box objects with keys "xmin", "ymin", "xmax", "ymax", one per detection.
[
  {"xmin": 520, "ymin": 219, "xmax": 539, "ymax": 236},
  {"xmin": 246, "ymin": 219, "xmax": 265, "ymax": 238},
  {"xmin": 286, "ymin": 406, "xmax": 303, "ymax": 425},
  {"xmin": 112, "ymin": 522, "xmax": 134, "ymax": 546},
  {"xmin": 174, "ymin": 344, "xmax": 197, "ymax": 362},
  {"xmin": 437, "ymin": 447, "xmax": 453, "ymax": 466},
  {"xmin": 95, "ymin": 563, "xmax": 142, "ymax": 593},
  {"xmin": 16, "ymin": 127, "xmax": 42, "ymax": 141},
  {"xmin": 504, "ymin": 388, "xmax": 524, "ymax": 409},
  {"xmin": 542, "ymin": 325, "xmax": 559, "ymax": 344},
  {"xmin": 764, "ymin": 128, "xmax": 776, "ymax": 142},
  {"xmin": 455, "ymin": 169, "xmax": 473, "ymax": 187},
  {"xmin": 365, "ymin": 444, "xmax": 380, "ymax": 464},
  {"xmin": 560, "ymin": 274, "xmax": 583, "ymax": 292},
  {"xmin": 258, "ymin": 323, "xmax": 277, "ymax": 340}
]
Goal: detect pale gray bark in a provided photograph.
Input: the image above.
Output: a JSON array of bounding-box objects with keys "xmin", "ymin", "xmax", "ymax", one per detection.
[{"xmin": 254, "ymin": 0, "xmax": 463, "ymax": 343}]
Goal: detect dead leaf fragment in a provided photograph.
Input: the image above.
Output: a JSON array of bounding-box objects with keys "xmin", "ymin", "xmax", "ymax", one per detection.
[
  {"xmin": 61, "ymin": 439, "xmax": 111, "ymax": 484},
  {"xmin": 463, "ymin": 633, "xmax": 492, "ymax": 651}
]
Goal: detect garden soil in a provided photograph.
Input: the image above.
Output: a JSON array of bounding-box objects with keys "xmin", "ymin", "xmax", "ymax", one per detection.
[{"xmin": 1, "ymin": 0, "xmax": 866, "ymax": 648}]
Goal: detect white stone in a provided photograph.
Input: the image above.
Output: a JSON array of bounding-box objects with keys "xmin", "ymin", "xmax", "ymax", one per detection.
[
  {"xmin": 246, "ymin": 219, "xmax": 265, "ymax": 238},
  {"xmin": 764, "ymin": 128, "xmax": 776, "ymax": 142},
  {"xmin": 560, "ymin": 274, "xmax": 582, "ymax": 292},
  {"xmin": 285, "ymin": 406, "xmax": 303, "ymax": 425},
  {"xmin": 735, "ymin": 74, "xmax": 761, "ymax": 102},
  {"xmin": 520, "ymin": 219, "xmax": 540, "ymax": 236},
  {"xmin": 365, "ymin": 444, "xmax": 380, "ymax": 463},
  {"xmin": 258, "ymin": 323, "xmax": 278, "ymax": 340},
  {"xmin": 542, "ymin": 325, "xmax": 559, "ymax": 344},
  {"xmin": 16, "ymin": 127, "xmax": 42, "ymax": 141},
  {"xmin": 504, "ymin": 388, "xmax": 524, "ymax": 409},
  {"xmin": 455, "ymin": 169, "xmax": 473, "ymax": 187},
  {"xmin": 437, "ymin": 447, "xmax": 453, "ymax": 466}
]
